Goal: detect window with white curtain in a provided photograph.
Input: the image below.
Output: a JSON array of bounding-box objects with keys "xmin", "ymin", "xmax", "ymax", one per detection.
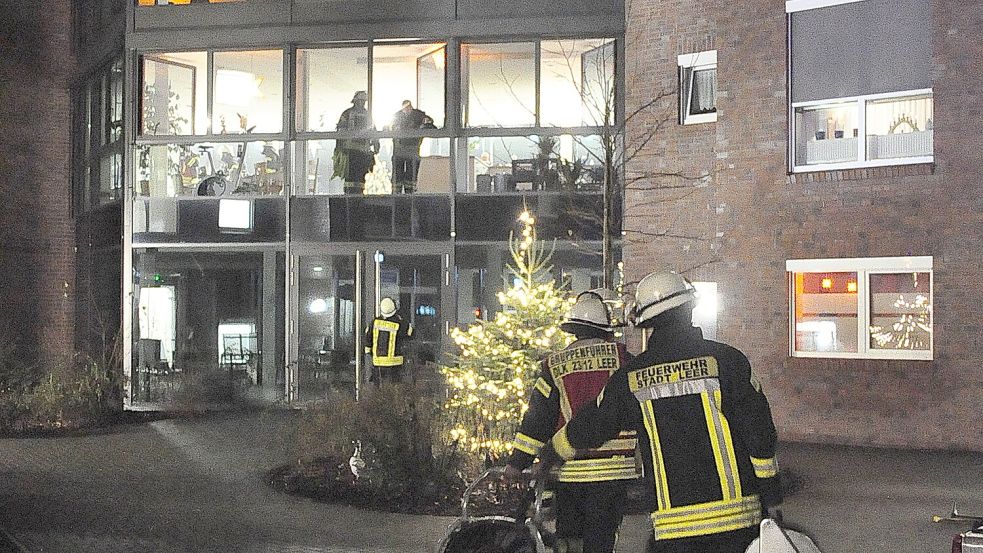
[{"xmin": 678, "ymin": 50, "xmax": 717, "ymax": 125}]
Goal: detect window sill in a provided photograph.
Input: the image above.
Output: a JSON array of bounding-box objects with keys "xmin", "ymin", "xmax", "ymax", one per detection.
[
  {"xmin": 682, "ymin": 113, "xmax": 717, "ymax": 125},
  {"xmin": 790, "ymin": 351, "xmax": 933, "ymax": 361},
  {"xmin": 787, "ymin": 160, "xmax": 935, "ymax": 184}
]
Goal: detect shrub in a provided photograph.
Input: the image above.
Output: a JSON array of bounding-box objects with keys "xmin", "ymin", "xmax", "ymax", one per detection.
[
  {"xmin": 21, "ymin": 356, "xmax": 123, "ymax": 429},
  {"xmin": 0, "ymin": 331, "xmax": 39, "ymax": 432},
  {"xmin": 292, "ymin": 384, "xmax": 471, "ymax": 512}
]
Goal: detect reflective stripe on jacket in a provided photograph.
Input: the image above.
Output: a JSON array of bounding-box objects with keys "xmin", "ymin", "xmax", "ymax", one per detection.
[
  {"xmin": 509, "ymin": 339, "xmax": 638, "ymax": 483},
  {"xmin": 365, "ymin": 316, "xmax": 412, "ymax": 367},
  {"xmin": 549, "ymin": 325, "xmax": 782, "ymax": 540}
]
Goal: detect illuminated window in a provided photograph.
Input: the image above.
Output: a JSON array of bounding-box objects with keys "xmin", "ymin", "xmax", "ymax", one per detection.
[
  {"xmin": 213, "ymin": 50, "xmax": 284, "ymax": 134},
  {"xmin": 787, "ymin": 256, "xmax": 932, "ymax": 360},
  {"xmin": 462, "ymin": 42, "xmax": 536, "ymax": 127},
  {"xmin": 297, "ymin": 46, "xmax": 369, "ymax": 133},
  {"xmin": 788, "ymin": 0, "xmax": 933, "ymax": 171},
  {"xmin": 540, "ymin": 39, "xmax": 615, "ymax": 127}
]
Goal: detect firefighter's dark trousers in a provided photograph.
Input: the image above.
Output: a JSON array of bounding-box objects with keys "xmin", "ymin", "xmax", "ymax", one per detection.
[
  {"xmin": 646, "ymin": 526, "xmax": 757, "ymax": 553},
  {"xmin": 554, "ymin": 480, "xmax": 629, "ymax": 553}
]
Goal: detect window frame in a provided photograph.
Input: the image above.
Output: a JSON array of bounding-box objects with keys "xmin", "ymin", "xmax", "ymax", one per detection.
[
  {"xmin": 785, "ymin": 0, "xmax": 867, "ymax": 13},
  {"xmin": 786, "ymin": 256, "xmax": 933, "ymax": 361},
  {"xmin": 790, "ymin": 88, "xmax": 934, "ymax": 173},
  {"xmin": 677, "ymin": 50, "xmax": 717, "ymax": 125}
]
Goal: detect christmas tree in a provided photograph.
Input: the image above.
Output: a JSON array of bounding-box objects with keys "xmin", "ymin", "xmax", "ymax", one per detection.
[{"xmin": 441, "ymin": 211, "xmax": 574, "ymax": 461}]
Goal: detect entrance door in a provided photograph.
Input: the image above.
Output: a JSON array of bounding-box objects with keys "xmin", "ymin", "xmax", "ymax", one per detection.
[{"xmin": 289, "ymin": 247, "xmax": 450, "ymax": 402}]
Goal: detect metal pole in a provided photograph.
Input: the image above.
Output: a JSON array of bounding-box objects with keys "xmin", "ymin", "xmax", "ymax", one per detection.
[
  {"xmin": 374, "ymin": 250, "xmax": 383, "ymax": 317},
  {"xmin": 354, "ymin": 250, "xmax": 364, "ymax": 401}
]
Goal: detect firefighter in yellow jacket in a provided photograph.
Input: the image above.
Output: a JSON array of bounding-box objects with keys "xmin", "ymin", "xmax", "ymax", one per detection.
[
  {"xmin": 506, "ymin": 291, "xmax": 637, "ymax": 553},
  {"xmin": 364, "ymin": 297, "xmax": 413, "ymax": 385},
  {"xmin": 537, "ymin": 271, "xmax": 783, "ymax": 553}
]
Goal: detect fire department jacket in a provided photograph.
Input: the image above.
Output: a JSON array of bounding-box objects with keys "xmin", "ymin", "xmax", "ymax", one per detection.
[
  {"xmin": 547, "ymin": 325, "xmax": 782, "ymax": 541},
  {"xmin": 363, "ymin": 315, "xmax": 413, "ymax": 367},
  {"xmin": 509, "ymin": 338, "xmax": 638, "ymax": 483}
]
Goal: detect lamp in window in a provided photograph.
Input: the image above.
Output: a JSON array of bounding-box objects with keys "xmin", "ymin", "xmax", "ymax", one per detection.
[
  {"xmin": 215, "ymin": 69, "xmax": 262, "ymax": 107},
  {"xmin": 847, "ymin": 281, "xmax": 858, "ymax": 293},
  {"xmin": 821, "ymin": 277, "xmax": 833, "ymax": 290}
]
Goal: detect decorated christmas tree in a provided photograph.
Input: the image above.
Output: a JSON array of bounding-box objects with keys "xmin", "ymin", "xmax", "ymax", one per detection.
[{"xmin": 441, "ymin": 211, "xmax": 574, "ymax": 461}]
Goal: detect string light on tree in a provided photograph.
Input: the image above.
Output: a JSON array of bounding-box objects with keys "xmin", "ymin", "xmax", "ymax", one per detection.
[{"xmin": 441, "ymin": 210, "xmax": 574, "ymax": 460}]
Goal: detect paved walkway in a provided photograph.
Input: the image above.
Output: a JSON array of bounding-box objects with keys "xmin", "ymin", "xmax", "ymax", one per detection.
[{"xmin": 0, "ymin": 410, "xmax": 980, "ymax": 552}]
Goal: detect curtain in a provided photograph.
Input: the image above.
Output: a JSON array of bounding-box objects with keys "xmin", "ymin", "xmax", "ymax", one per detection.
[{"xmin": 689, "ymin": 68, "xmax": 716, "ymax": 115}]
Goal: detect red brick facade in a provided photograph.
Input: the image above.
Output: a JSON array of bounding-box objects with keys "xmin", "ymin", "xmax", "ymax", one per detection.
[
  {"xmin": 0, "ymin": 2, "xmax": 76, "ymax": 364},
  {"xmin": 624, "ymin": 0, "xmax": 982, "ymax": 451}
]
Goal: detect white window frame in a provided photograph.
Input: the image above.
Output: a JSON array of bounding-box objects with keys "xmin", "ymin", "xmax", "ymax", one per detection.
[
  {"xmin": 786, "ymin": 0, "xmax": 867, "ymax": 13},
  {"xmin": 678, "ymin": 50, "xmax": 717, "ymax": 125},
  {"xmin": 791, "ymin": 89, "xmax": 934, "ymax": 173},
  {"xmin": 786, "ymin": 256, "xmax": 933, "ymax": 361}
]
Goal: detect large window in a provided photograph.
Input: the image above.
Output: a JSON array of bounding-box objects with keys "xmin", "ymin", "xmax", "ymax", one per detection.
[
  {"xmin": 462, "ymin": 39, "xmax": 616, "ymax": 129},
  {"xmin": 787, "ymin": 256, "xmax": 933, "ymax": 360},
  {"xmin": 73, "ymin": 58, "xmax": 125, "ymax": 211},
  {"xmin": 140, "ymin": 49, "xmax": 283, "ymax": 137},
  {"xmin": 788, "ymin": 0, "xmax": 933, "ymax": 171}
]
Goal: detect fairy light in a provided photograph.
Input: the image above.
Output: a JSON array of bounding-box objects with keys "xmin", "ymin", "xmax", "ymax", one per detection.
[{"xmin": 439, "ymin": 210, "xmax": 573, "ymax": 459}]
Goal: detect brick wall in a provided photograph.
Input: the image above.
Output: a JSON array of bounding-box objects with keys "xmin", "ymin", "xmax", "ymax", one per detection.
[
  {"xmin": 0, "ymin": 2, "xmax": 76, "ymax": 364},
  {"xmin": 624, "ymin": 0, "xmax": 982, "ymax": 451}
]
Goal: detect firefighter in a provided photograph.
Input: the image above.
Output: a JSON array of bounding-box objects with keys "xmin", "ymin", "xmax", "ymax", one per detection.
[
  {"xmin": 505, "ymin": 290, "xmax": 637, "ymax": 553},
  {"xmin": 536, "ymin": 270, "xmax": 783, "ymax": 553},
  {"xmin": 364, "ymin": 297, "xmax": 413, "ymax": 385}
]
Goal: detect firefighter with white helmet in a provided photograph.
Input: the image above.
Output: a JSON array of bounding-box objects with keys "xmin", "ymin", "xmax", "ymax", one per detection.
[
  {"xmin": 363, "ymin": 296, "xmax": 413, "ymax": 385},
  {"xmin": 537, "ymin": 270, "xmax": 783, "ymax": 553},
  {"xmin": 505, "ymin": 290, "xmax": 637, "ymax": 553}
]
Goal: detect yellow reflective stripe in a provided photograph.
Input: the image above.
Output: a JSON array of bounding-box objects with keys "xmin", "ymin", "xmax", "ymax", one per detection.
[
  {"xmin": 557, "ymin": 468, "xmax": 639, "ymax": 482},
  {"xmin": 512, "ymin": 433, "xmax": 544, "ymax": 456},
  {"xmin": 652, "ymin": 495, "xmax": 762, "ymax": 540},
  {"xmin": 656, "ymin": 495, "xmax": 761, "ymax": 524},
  {"xmin": 534, "ymin": 377, "xmax": 552, "ymax": 398},
  {"xmin": 558, "ymin": 457, "xmax": 636, "ymax": 471},
  {"xmin": 656, "ymin": 515, "xmax": 761, "ymax": 540},
  {"xmin": 552, "ymin": 427, "xmax": 577, "ymax": 460},
  {"xmin": 371, "ymin": 319, "xmax": 403, "ymax": 366},
  {"xmin": 641, "ymin": 401, "xmax": 671, "ymax": 510},
  {"xmin": 751, "ymin": 456, "xmax": 779, "ymax": 478},
  {"xmin": 596, "ymin": 438, "xmax": 637, "ymax": 451},
  {"xmin": 701, "ymin": 391, "xmax": 731, "ymax": 501},
  {"xmin": 714, "ymin": 389, "xmax": 742, "ymax": 498}
]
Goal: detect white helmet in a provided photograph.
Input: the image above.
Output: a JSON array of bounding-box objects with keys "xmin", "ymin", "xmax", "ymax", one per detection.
[
  {"xmin": 630, "ymin": 270, "xmax": 697, "ymax": 327},
  {"xmin": 380, "ymin": 297, "xmax": 397, "ymax": 318},
  {"xmin": 561, "ymin": 291, "xmax": 612, "ymax": 332}
]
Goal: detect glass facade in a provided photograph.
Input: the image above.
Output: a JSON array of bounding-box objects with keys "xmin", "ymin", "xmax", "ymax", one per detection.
[{"xmin": 123, "ymin": 35, "xmax": 622, "ymax": 405}]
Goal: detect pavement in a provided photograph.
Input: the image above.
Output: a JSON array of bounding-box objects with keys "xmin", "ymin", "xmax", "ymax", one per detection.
[{"xmin": 0, "ymin": 410, "xmax": 980, "ymax": 552}]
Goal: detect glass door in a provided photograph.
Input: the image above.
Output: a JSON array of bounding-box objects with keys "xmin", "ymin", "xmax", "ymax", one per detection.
[
  {"xmin": 290, "ymin": 247, "xmax": 451, "ymax": 401},
  {"xmin": 370, "ymin": 252, "xmax": 445, "ymax": 391},
  {"xmin": 294, "ymin": 253, "xmax": 360, "ymax": 401}
]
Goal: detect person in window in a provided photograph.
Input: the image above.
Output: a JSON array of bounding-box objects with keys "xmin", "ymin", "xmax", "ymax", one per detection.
[
  {"xmin": 390, "ymin": 100, "xmax": 436, "ymax": 194},
  {"xmin": 364, "ymin": 297, "xmax": 414, "ymax": 385},
  {"xmin": 334, "ymin": 91, "xmax": 379, "ymax": 194}
]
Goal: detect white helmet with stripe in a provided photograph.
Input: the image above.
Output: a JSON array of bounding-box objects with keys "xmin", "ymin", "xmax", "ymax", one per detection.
[
  {"xmin": 380, "ymin": 297, "xmax": 397, "ymax": 318},
  {"xmin": 629, "ymin": 270, "xmax": 697, "ymax": 327},
  {"xmin": 561, "ymin": 291, "xmax": 612, "ymax": 332}
]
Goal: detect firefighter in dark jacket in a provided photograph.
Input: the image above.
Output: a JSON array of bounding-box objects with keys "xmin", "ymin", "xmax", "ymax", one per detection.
[
  {"xmin": 505, "ymin": 290, "xmax": 638, "ymax": 553},
  {"xmin": 364, "ymin": 297, "xmax": 413, "ymax": 385},
  {"xmin": 537, "ymin": 270, "xmax": 783, "ymax": 553}
]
